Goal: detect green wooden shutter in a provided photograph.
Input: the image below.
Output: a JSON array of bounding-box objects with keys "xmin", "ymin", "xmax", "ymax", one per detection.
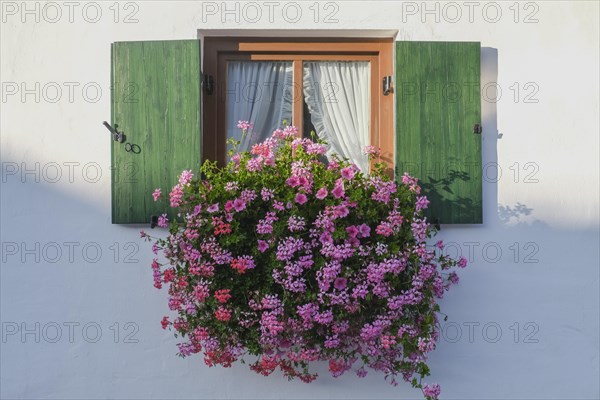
[
  {"xmin": 111, "ymin": 40, "xmax": 201, "ymax": 224},
  {"xmin": 395, "ymin": 41, "xmax": 482, "ymax": 224}
]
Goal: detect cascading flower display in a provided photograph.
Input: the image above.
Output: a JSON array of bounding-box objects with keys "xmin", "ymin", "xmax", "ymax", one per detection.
[{"xmin": 142, "ymin": 123, "xmax": 467, "ymax": 400}]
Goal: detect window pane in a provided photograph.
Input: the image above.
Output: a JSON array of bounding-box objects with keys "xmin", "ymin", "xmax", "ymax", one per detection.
[
  {"xmin": 226, "ymin": 61, "xmax": 293, "ymax": 153},
  {"xmin": 303, "ymin": 61, "xmax": 371, "ymax": 171}
]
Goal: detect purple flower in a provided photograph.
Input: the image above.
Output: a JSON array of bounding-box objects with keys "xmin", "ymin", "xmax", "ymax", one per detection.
[
  {"xmin": 261, "ymin": 188, "xmax": 274, "ymax": 201},
  {"xmin": 416, "ymin": 196, "xmax": 430, "ymax": 211},
  {"xmin": 257, "ymin": 240, "xmax": 269, "ymax": 253},
  {"xmin": 207, "ymin": 203, "xmax": 219, "ymax": 213},
  {"xmin": 316, "ymin": 187, "xmax": 328, "ymax": 200},
  {"xmin": 295, "ymin": 193, "xmax": 308, "ymax": 205},
  {"xmin": 448, "ymin": 272, "xmax": 459, "ymax": 284},
  {"xmin": 157, "ymin": 213, "xmax": 169, "ymax": 228},
  {"xmin": 333, "ymin": 277, "xmax": 347, "ymax": 290},
  {"xmin": 233, "ymin": 198, "xmax": 246, "ymax": 212},
  {"xmin": 272, "ymin": 201, "xmax": 285, "ymax": 211},
  {"xmin": 287, "ymin": 216, "xmax": 306, "ymax": 232},
  {"xmin": 423, "ymin": 384, "xmax": 441, "ymax": 399},
  {"xmin": 358, "ymin": 224, "xmax": 371, "ymax": 238},
  {"xmin": 458, "ymin": 256, "xmax": 468, "ymax": 268}
]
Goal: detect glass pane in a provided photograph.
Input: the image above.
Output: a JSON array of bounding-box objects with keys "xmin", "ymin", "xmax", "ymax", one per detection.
[
  {"xmin": 226, "ymin": 61, "xmax": 293, "ymax": 154},
  {"xmin": 303, "ymin": 61, "xmax": 371, "ymax": 171}
]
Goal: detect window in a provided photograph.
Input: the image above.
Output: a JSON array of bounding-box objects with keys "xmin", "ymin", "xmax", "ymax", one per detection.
[
  {"xmin": 109, "ymin": 37, "xmax": 482, "ymax": 225},
  {"xmin": 202, "ymin": 37, "xmax": 394, "ymax": 171}
]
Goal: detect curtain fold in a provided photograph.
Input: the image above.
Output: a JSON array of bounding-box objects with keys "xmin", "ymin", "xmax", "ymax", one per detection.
[
  {"xmin": 226, "ymin": 61, "xmax": 293, "ymax": 152},
  {"xmin": 302, "ymin": 61, "xmax": 371, "ymax": 171}
]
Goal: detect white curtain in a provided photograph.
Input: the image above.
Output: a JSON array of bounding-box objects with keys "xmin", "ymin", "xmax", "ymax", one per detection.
[
  {"xmin": 303, "ymin": 61, "xmax": 371, "ymax": 171},
  {"xmin": 226, "ymin": 61, "xmax": 293, "ymax": 152}
]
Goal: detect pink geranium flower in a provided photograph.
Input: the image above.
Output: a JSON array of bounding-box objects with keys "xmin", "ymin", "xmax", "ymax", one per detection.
[
  {"xmin": 341, "ymin": 167, "xmax": 355, "ymax": 180},
  {"xmin": 146, "ymin": 123, "xmax": 468, "ymax": 396},
  {"xmin": 295, "ymin": 193, "xmax": 308, "ymax": 205},
  {"xmin": 316, "ymin": 187, "xmax": 328, "ymax": 200},
  {"xmin": 332, "ymin": 185, "xmax": 345, "ymax": 199}
]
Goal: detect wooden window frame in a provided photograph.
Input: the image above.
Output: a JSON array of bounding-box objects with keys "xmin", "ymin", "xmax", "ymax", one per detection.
[{"xmin": 203, "ymin": 37, "xmax": 394, "ymax": 172}]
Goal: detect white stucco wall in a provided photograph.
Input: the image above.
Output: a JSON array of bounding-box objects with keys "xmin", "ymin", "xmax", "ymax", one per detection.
[{"xmin": 1, "ymin": 1, "xmax": 598, "ymax": 399}]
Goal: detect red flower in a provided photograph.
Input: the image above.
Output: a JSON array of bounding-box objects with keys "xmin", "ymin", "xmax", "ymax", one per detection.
[
  {"xmin": 163, "ymin": 268, "xmax": 175, "ymax": 283},
  {"xmin": 160, "ymin": 316, "xmax": 169, "ymax": 329},
  {"xmin": 214, "ymin": 289, "xmax": 232, "ymax": 304},
  {"xmin": 215, "ymin": 306, "xmax": 232, "ymax": 322}
]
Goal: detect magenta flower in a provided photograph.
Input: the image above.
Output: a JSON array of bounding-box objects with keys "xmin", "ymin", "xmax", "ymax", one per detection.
[
  {"xmin": 152, "ymin": 188, "xmax": 162, "ymax": 201},
  {"xmin": 332, "ymin": 185, "xmax": 345, "ymax": 199},
  {"xmin": 295, "ymin": 193, "xmax": 308, "ymax": 205},
  {"xmin": 346, "ymin": 225, "xmax": 359, "ymax": 238},
  {"xmin": 233, "ymin": 198, "xmax": 246, "ymax": 212},
  {"xmin": 286, "ymin": 176, "xmax": 300, "ymax": 187},
  {"xmin": 341, "ymin": 167, "xmax": 355, "ymax": 180},
  {"xmin": 316, "ymin": 187, "xmax": 328, "ymax": 200},
  {"xmin": 145, "ymin": 124, "xmax": 467, "ymax": 395}
]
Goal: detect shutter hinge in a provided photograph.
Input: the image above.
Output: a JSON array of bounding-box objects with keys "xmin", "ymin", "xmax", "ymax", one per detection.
[
  {"xmin": 383, "ymin": 76, "xmax": 393, "ymax": 96},
  {"xmin": 203, "ymin": 74, "xmax": 214, "ymax": 95},
  {"xmin": 150, "ymin": 215, "xmax": 159, "ymax": 229},
  {"xmin": 473, "ymin": 123, "xmax": 482, "ymax": 134}
]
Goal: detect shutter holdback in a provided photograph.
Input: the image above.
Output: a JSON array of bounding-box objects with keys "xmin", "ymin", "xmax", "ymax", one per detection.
[{"xmin": 103, "ymin": 121, "xmax": 126, "ymax": 143}]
